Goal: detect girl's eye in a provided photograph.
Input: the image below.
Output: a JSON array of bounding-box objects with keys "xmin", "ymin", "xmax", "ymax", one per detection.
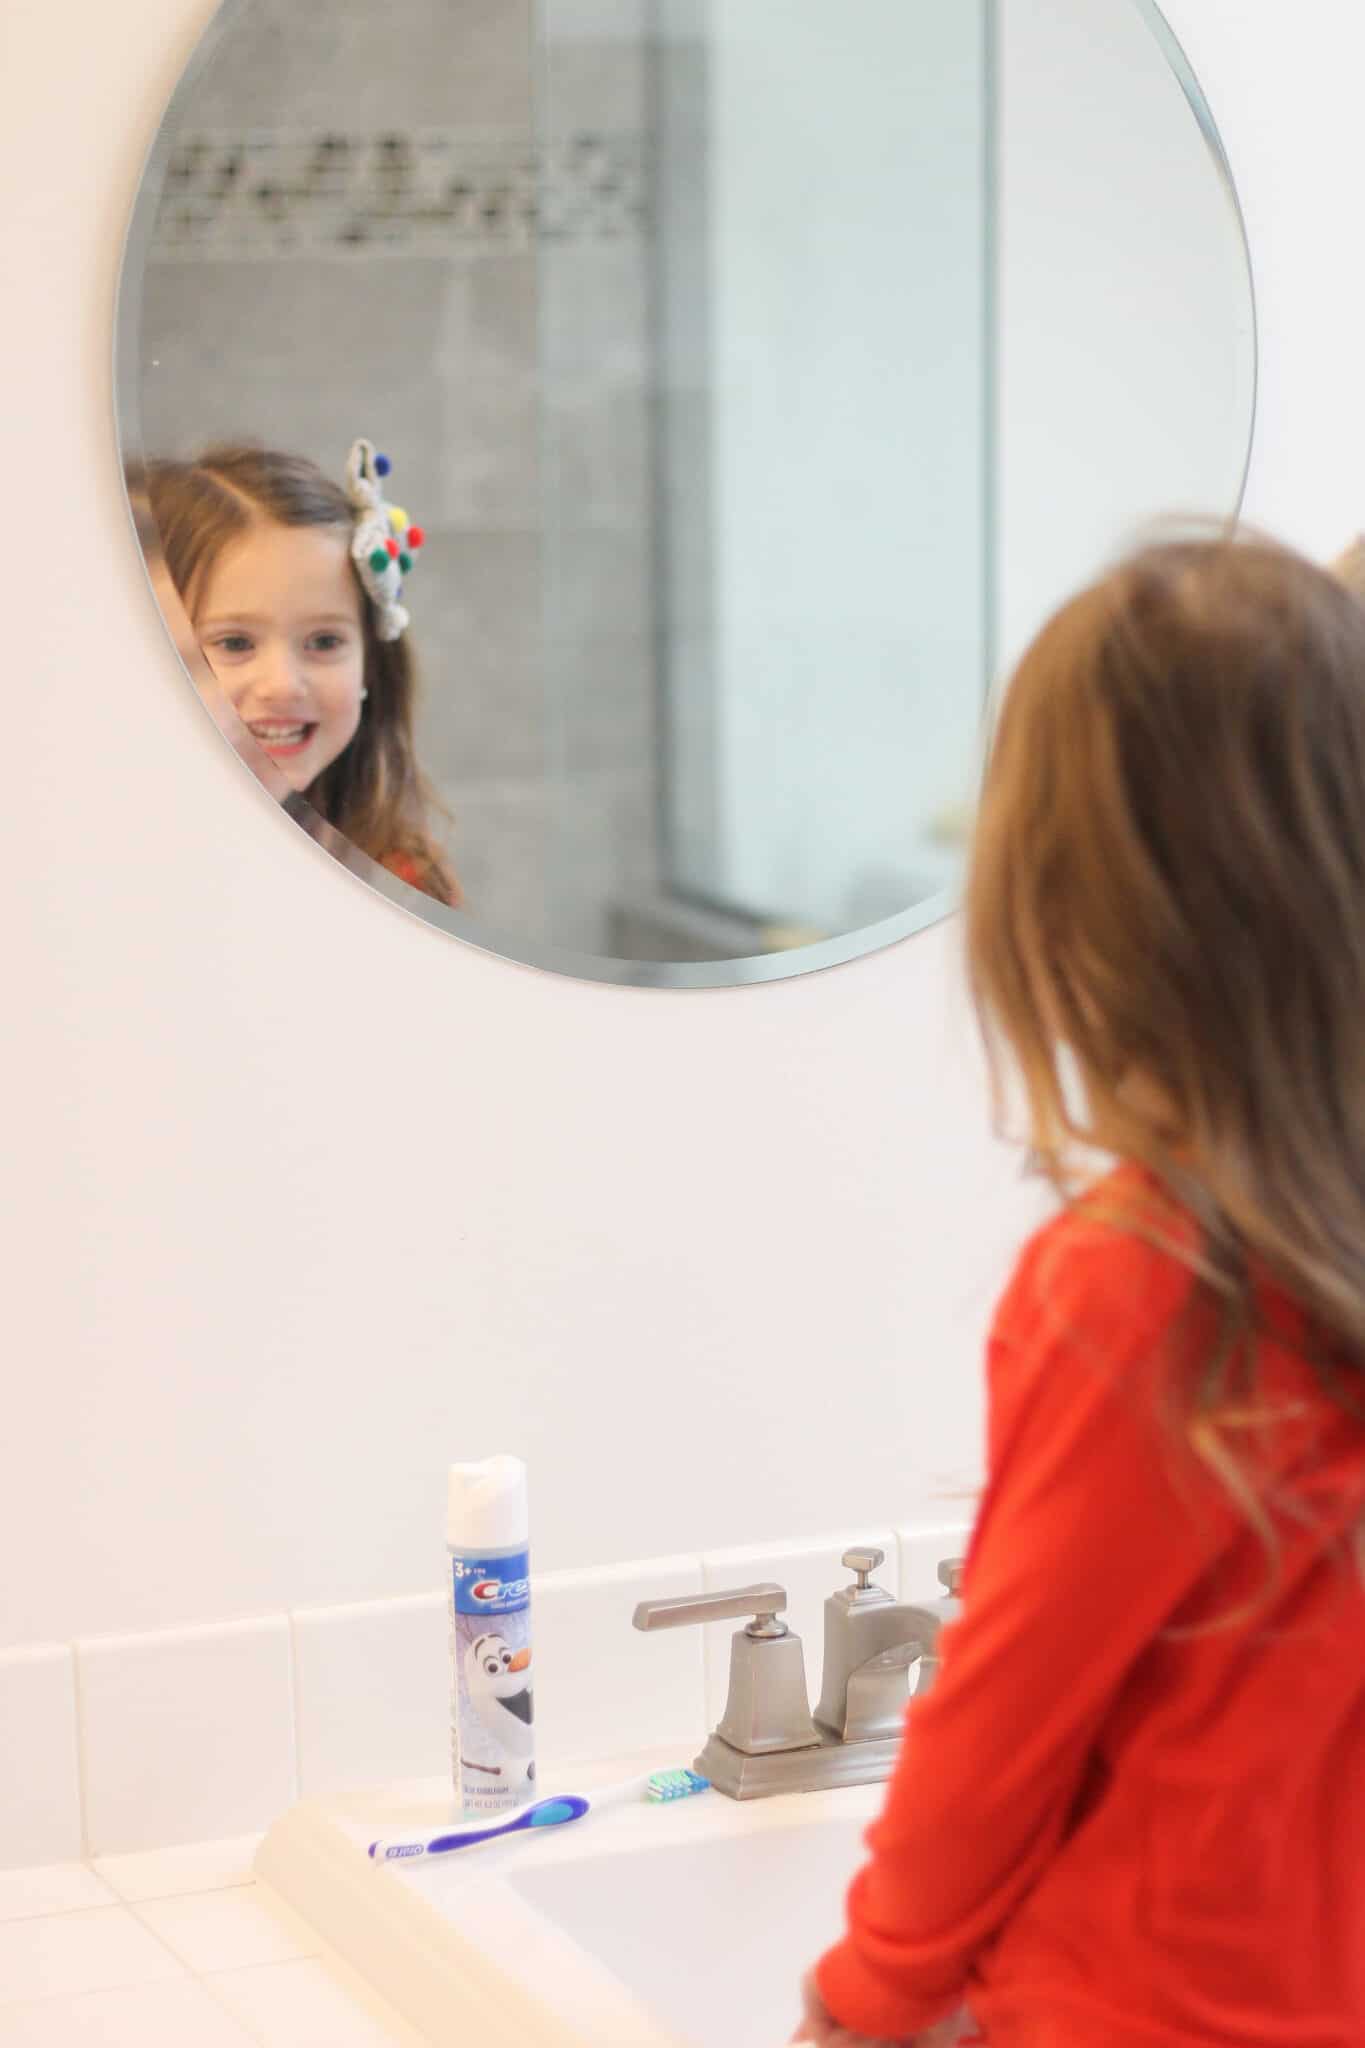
[
  {"xmin": 208, "ymin": 633, "xmax": 253, "ymax": 657},
  {"xmin": 308, "ymin": 631, "xmax": 349, "ymax": 654}
]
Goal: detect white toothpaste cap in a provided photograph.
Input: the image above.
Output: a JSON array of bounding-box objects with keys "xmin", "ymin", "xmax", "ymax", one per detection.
[{"xmin": 447, "ymin": 1454, "xmax": 529, "ymax": 1553}]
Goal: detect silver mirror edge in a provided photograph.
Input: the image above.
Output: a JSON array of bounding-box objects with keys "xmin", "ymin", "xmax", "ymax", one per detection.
[{"xmin": 1131, "ymin": 0, "xmax": 1259, "ymax": 521}]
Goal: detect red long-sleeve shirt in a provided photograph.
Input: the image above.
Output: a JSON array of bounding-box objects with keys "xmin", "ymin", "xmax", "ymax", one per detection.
[{"xmin": 817, "ymin": 1170, "xmax": 1365, "ymax": 2047}]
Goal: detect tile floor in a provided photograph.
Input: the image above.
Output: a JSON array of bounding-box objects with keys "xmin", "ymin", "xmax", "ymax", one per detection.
[{"xmin": 0, "ymin": 1838, "xmax": 424, "ymax": 2045}]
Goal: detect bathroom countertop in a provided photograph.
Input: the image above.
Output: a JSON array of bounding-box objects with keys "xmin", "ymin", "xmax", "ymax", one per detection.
[{"xmin": 0, "ymin": 1836, "xmax": 423, "ymax": 2045}]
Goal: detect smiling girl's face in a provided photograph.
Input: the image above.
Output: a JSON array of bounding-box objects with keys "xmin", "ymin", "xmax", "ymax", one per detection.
[{"xmin": 194, "ymin": 520, "xmax": 366, "ymax": 789}]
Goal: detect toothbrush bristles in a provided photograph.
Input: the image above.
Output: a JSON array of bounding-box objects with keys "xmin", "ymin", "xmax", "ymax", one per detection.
[{"xmin": 646, "ymin": 1767, "xmax": 710, "ymax": 1801}]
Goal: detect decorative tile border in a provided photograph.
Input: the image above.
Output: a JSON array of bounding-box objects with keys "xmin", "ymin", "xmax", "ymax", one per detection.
[{"xmin": 150, "ymin": 129, "xmax": 650, "ymax": 260}]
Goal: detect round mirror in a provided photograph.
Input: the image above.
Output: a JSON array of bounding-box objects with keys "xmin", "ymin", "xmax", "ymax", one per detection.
[{"xmin": 117, "ymin": 0, "xmax": 1255, "ymax": 988}]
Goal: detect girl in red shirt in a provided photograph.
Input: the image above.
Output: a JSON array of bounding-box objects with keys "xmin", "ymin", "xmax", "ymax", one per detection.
[
  {"xmin": 135, "ymin": 443, "xmax": 461, "ymax": 908},
  {"xmin": 794, "ymin": 537, "xmax": 1365, "ymax": 2047}
]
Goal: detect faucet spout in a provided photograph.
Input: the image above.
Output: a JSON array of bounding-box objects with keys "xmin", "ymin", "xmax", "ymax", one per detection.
[
  {"xmin": 814, "ymin": 1555, "xmax": 960, "ymax": 1743},
  {"xmin": 842, "ymin": 1630, "xmax": 936, "ymax": 1743}
]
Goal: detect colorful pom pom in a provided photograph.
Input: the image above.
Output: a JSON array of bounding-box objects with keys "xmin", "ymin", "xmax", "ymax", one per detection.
[
  {"xmin": 407, "ymin": 526, "xmax": 425, "ymax": 549},
  {"xmin": 398, "ymin": 552, "xmax": 413, "ymax": 574},
  {"xmin": 388, "ymin": 505, "xmax": 408, "ymax": 532},
  {"xmin": 386, "ymin": 538, "xmax": 400, "ymax": 559},
  {"xmin": 374, "ymin": 453, "xmax": 391, "ymax": 477},
  {"xmin": 368, "ymin": 547, "xmax": 389, "ymax": 574}
]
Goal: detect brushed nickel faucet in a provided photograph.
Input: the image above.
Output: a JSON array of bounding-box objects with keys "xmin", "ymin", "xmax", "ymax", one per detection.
[{"xmin": 633, "ymin": 1548, "xmax": 963, "ymax": 1799}]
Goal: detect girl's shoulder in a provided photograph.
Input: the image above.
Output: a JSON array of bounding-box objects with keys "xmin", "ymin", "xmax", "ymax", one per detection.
[
  {"xmin": 996, "ymin": 1162, "xmax": 1198, "ymax": 1355},
  {"xmin": 379, "ymin": 847, "xmax": 425, "ymax": 890},
  {"xmin": 379, "ymin": 845, "xmax": 462, "ymax": 908}
]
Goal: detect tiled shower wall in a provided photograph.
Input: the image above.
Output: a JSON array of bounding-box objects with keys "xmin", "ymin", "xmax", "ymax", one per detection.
[{"xmin": 137, "ymin": 0, "xmax": 659, "ymax": 953}]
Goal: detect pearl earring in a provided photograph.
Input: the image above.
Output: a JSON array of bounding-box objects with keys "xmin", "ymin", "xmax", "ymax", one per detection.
[{"xmin": 359, "ymin": 686, "xmax": 369, "ymax": 701}]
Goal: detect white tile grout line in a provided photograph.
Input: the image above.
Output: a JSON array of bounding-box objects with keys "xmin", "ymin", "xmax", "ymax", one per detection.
[
  {"xmin": 69, "ymin": 1643, "xmax": 93, "ymax": 1864},
  {"xmin": 283, "ymin": 1614, "xmax": 303, "ymax": 1810},
  {"xmin": 23, "ymin": 1530, "xmax": 978, "ymax": 1673},
  {"xmin": 196, "ymin": 1948, "xmax": 407, "ymax": 2047},
  {"xmin": 123, "ymin": 1901, "xmax": 204, "ymax": 1977},
  {"xmin": 196, "ymin": 1965, "xmax": 273, "ymax": 2045}
]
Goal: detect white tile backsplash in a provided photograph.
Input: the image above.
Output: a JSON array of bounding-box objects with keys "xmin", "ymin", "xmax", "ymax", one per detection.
[
  {"xmin": 699, "ymin": 1531, "xmax": 896, "ymax": 1730},
  {"xmin": 291, "ymin": 1594, "xmax": 448, "ymax": 1800},
  {"xmin": 77, "ymin": 1618, "xmax": 295, "ymax": 1857},
  {"xmin": 0, "ymin": 1646, "xmax": 83, "ymax": 1870},
  {"xmin": 896, "ymin": 1524, "xmax": 974, "ymax": 1607},
  {"xmin": 14, "ymin": 1519, "xmax": 969, "ymax": 1864},
  {"xmin": 533, "ymin": 1555, "xmax": 705, "ymax": 1765}
]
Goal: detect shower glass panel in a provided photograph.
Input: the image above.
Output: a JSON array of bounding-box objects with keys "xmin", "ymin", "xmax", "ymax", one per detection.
[{"xmin": 536, "ymin": 0, "xmax": 993, "ymax": 956}]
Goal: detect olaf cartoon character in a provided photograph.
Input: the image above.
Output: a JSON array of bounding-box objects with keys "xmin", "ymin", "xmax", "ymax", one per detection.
[{"xmin": 464, "ymin": 1634, "xmax": 534, "ymax": 1788}]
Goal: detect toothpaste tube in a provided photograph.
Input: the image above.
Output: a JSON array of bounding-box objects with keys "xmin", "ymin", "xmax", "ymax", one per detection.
[{"xmin": 447, "ymin": 1455, "xmax": 534, "ymax": 1816}]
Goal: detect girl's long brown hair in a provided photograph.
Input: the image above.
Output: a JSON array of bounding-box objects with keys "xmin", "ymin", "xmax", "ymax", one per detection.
[
  {"xmin": 967, "ymin": 536, "xmax": 1365, "ymax": 1543},
  {"xmin": 141, "ymin": 445, "xmax": 458, "ymax": 906}
]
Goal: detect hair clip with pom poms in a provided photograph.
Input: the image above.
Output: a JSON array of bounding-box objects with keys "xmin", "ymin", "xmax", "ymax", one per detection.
[{"xmin": 345, "ymin": 438, "xmax": 426, "ymax": 641}]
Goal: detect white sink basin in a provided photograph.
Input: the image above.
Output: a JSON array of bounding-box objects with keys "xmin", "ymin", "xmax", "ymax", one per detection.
[
  {"xmin": 506, "ymin": 1815, "xmax": 869, "ymax": 2047},
  {"xmin": 254, "ymin": 1763, "xmax": 881, "ymax": 2047}
]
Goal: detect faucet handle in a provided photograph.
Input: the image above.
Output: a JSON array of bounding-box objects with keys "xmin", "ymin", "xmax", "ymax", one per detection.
[
  {"xmin": 633, "ymin": 1582, "xmax": 790, "ymax": 1637},
  {"xmin": 841, "ymin": 1546, "xmax": 886, "ymax": 1591},
  {"xmin": 938, "ymin": 1558, "xmax": 966, "ymax": 1595}
]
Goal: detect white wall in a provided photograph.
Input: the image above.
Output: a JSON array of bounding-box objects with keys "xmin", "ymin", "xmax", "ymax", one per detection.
[
  {"xmin": 4, "ymin": 0, "xmax": 1363, "ymax": 1650},
  {"xmin": 703, "ymin": 0, "xmax": 989, "ymax": 927},
  {"xmin": 997, "ymin": 0, "xmax": 1257, "ymax": 675}
]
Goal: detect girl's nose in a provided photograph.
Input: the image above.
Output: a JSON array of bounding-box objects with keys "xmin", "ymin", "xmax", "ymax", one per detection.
[{"xmin": 252, "ymin": 644, "xmax": 309, "ymax": 708}]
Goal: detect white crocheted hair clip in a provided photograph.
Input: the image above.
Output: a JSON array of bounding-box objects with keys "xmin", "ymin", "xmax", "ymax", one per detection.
[{"xmin": 345, "ymin": 438, "xmax": 426, "ymax": 641}]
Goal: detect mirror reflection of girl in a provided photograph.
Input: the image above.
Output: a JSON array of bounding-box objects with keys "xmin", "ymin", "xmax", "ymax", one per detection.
[
  {"xmin": 791, "ymin": 538, "xmax": 1365, "ymax": 2048},
  {"xmin": 141, "ymin": 442, "xmax": 460, "ymax": 907}
]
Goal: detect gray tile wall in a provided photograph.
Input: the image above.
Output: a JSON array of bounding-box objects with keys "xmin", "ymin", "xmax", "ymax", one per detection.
[
  {"xmin": 190, "ymin": 0, "xmax": 535, "ymax": 133},
  {"xmin": 136, "ymin": 0, "xmax": 660, "ymax": 954}
]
